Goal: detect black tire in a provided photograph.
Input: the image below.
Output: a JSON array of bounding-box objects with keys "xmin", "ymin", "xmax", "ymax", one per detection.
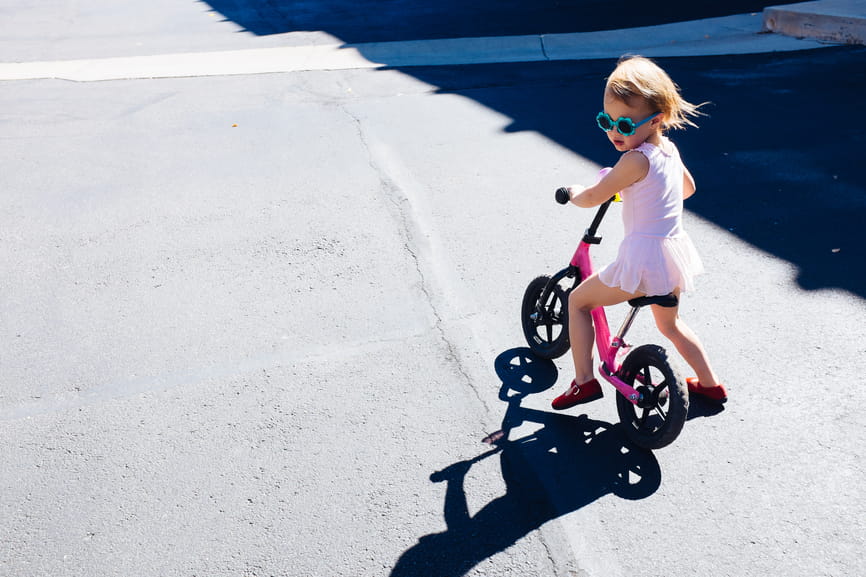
[
  {"xmin": 521, "ymin": 275, "xmax": 570, "ymax": 359},
  {"xmin": 615, "ymin": 344, "xmax": 688, "ymax": 450}
]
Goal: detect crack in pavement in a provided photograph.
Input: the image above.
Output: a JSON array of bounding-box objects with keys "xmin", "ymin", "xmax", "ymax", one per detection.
[{"xmin": 340, "ymin": 102, "xmax": 496, "ymax": 420}]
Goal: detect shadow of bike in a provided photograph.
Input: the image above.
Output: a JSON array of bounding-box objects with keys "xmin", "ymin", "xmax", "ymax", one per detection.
[{"xmin": 390, "ymin": 348, "xmax": 661, "ymax": 577}]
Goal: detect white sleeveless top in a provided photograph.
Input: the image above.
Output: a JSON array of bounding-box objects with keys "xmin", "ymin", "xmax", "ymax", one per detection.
[{"xmin": 599, "ymin": 137, "xmax": 704, "ymax": 296}]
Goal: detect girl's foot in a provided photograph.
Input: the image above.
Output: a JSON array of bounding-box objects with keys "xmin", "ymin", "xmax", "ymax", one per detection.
[
  {"xmin": 686, "ymin": 378, "xmax": 728, "ymax": 404},
  {"xmin": 552, "ymin": 378, "xmax": 603, "ymax": 410}
]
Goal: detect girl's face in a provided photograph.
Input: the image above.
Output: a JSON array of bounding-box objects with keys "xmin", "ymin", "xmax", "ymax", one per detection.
[{"xmin": 600, "ymin": 92, "xmax": 662, "ymax": 151}]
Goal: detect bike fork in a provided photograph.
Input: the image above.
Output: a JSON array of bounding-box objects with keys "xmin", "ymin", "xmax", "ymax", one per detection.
[{"xmin": 530, "ymin": 267, "xmax": 577, "ymax": 322}]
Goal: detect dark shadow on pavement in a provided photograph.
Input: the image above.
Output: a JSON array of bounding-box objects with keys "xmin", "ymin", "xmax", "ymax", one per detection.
[
  {"xmin": 201, "ymin": 1, "xmax": 807, "ymax": 42},
  {"xmin": 670, "ymin": 49, "xmax": 866, "ymax": 296},
  {"xmin": 686, "ymin": 394, "xmax": 726, "ymax": 420},
  {"xmin": 389, "ymin": 348, "xmax": 660, "ymax": 577}
]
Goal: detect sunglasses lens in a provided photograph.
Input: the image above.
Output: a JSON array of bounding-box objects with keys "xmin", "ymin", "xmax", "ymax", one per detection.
[
  {"xmin": 596, "ymin": 113, "xmax": 613, "ymax": 131},
  {"xmin": 616, "ymin": 119, "xmax": 636, "ymax": 136}
]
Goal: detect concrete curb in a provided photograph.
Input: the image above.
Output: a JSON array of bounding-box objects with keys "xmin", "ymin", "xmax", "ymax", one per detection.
[
  {"xmin": 0, "ymin": 13, "xmax": 834, "ymax": 82},
  {"xmin": 763, "ymin": 0, "xmax": 866, "ymax": 45}
]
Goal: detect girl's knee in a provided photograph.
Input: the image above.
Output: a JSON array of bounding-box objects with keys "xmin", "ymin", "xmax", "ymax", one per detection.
[
  {"xmin": 655, "ymin": 317, "xmax": 700, "ymax": 351},
  {"xmin": 653, "ymin": 315, "xmax": 681, "ymax": 341},
  {"xmin": 568, "ymin": 289, "xmax": 593, "ymax": 313}
]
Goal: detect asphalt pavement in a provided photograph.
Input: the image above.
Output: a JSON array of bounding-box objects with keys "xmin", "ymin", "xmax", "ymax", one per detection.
[{"xmin": 2, "ymin": 2, "xmax": 866, "ymax": 577}]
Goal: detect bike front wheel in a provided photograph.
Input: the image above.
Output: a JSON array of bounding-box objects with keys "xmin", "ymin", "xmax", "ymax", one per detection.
[
  {"xmin": 615, "ymin": 344, "xmax": 688, "ymax": 450},
  {"xmin": 521, "ymin": 275, "xmax": 570, "ymax": 359}
]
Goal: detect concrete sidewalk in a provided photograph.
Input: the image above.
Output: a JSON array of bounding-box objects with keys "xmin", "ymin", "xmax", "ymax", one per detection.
[
  {"xmin": 764, "ymin": 0, "xmax": 866, "ymax": 44},
  {"xmin": 0, "ymin": 13, "xmax": 834, "ymax": 82},
  {"xmin": 0, "ymin": 3, "xmax": 862, "ymax": 82}
]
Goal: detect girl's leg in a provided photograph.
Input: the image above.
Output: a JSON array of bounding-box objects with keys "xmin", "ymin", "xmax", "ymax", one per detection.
[
  {"xmin": 567, "ymin": 274, "xmax": 639, "ymax": 385},
  {"xmin": 650, "ymin": 299, "xmax": 721, "ymax": 388}
]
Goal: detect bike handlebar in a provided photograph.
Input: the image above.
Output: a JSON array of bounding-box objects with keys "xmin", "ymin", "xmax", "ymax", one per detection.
[{"xmin": 555, "ymin": 187, "xmax": 570, "ymax": 205}]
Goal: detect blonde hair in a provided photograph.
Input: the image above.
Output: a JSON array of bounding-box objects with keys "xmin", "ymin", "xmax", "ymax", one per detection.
[{"xmin": 605, "ymin": 55, "xmax": 705, "ymax": 130}]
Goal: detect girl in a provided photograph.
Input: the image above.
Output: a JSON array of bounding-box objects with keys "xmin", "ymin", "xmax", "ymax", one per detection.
[{"xmin": 552, "ymin": 55, "xmax": 727, "ymax": 410}]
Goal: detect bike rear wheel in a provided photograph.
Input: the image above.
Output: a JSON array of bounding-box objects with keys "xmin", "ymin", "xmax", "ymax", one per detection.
[
  {"xmin": 521, "ymin": 275, "xmax": 570, "ymax": 359},
  {"xmin": 615, "ymin": 344, "xmax": 688, "ymax": 450}
]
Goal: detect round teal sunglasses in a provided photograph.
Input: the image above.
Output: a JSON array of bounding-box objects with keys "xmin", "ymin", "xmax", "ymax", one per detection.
[{"xmin": 596, "ymin": 111, "xmax": 660, "ymax": 136}]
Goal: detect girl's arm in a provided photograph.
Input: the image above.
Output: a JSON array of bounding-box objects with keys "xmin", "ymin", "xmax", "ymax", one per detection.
[
  {"xmin": 683, "ymin": 166, "xmax": 696, "ymax": 199},
  {"xmin": 568, "ymin": 150, "xmax": 648, "ymax": 207}
]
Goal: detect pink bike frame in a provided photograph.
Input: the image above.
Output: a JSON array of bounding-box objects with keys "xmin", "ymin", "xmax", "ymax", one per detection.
[{"xmin": 570, "ymin": 242, "xmax": 642, "ymax": 405}]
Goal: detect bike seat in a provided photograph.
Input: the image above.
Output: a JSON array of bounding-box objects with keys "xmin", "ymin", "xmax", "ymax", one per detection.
[{"xmin": 627, "ymin": 293, "xmax": 678, "ymax": 309}]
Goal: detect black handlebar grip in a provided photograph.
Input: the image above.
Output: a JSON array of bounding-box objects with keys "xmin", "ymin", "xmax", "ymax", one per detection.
[{"xmin": 555, "ymin": 187, "xmax": 570, "ymax": 205}]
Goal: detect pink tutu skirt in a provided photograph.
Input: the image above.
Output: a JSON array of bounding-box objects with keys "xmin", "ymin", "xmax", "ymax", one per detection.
[{"xmin": 599, "ymin": 232, "xmax": 704, "ymax": 296}]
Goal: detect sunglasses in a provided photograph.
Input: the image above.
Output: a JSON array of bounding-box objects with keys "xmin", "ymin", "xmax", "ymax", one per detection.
[{"xmin": 596, "ymin": 111, "xmax": 660, "ymax": 136}]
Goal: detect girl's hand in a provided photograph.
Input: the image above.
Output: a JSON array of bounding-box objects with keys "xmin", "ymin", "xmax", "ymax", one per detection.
[
  {"xmin": 555, "ymin": 185, "xmax": 587, "ymax": 205},
  {"xmin": 566, "ymin": 185, "xmax": 586, "ymax": 203}
]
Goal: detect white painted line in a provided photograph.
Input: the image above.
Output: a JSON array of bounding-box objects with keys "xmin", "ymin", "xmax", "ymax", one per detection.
[
  {"xmin": 0, "ymin": 14, "xmax": 833, "ymax": 82},
  {"xmin": 0, "ymin": 44, "xmax": 381, "ymax": 82}
]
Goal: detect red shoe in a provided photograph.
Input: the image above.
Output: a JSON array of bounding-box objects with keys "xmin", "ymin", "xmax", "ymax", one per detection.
[
  {"xmin": 686, "ymin": 378, "xmax": 728, "ymax": 404},
  {"xmin": 552, "ymin": 378, "xmax": 603, "ymax": 410}
]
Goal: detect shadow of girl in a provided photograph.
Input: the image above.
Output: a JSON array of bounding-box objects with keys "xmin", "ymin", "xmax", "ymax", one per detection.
[{"xmin": 389, "ymin": 349, "xmax": 661, "ymax": 577}]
